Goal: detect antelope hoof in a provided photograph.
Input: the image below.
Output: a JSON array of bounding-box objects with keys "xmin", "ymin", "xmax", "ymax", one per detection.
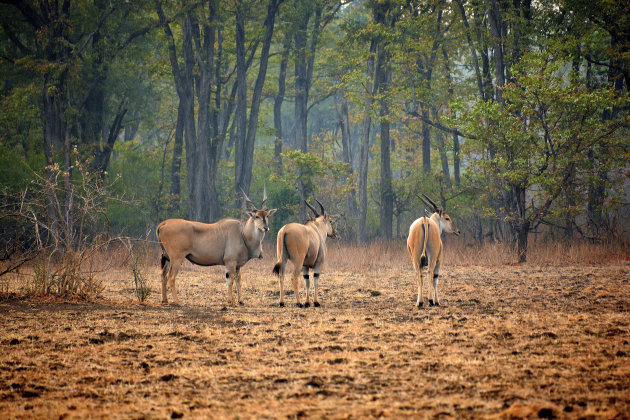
[
  {"xmin": 435, "ymin": 301, "xmax": 440, "ymax": 306},
  {"xmin": 314, "ymin": 301, "xmax": 321, "ymax": 307},
  {"xmin": 239, "ymin": 301, "xmax": 244, "ymax": 306},
  {"xmin": 296, "ymin": 303, "xmax": 303, "ymax": 308},
  {"xmin": 417, "ymin": 302, "xmax": 424, "ymax": 308},
  {"xmin": 279, "ymin": 302, "xmax": 285, "ymax": 307},
  {"xmin": 304, "ymin": 302, "xmax": 311, "ymax": 308},
  {"xmin": 429, "ymin": 300, "xmax": 435, "ymax": 306},
  {"xmin": 258, "ymin": 254, "xmax": 263, "ymax": 260}
]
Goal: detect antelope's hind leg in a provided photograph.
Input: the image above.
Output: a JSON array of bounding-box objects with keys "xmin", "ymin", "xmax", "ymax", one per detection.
[
  {"xmin": 431, "ymin": 265, "xmax": 441, "ymax": 306},
  {"xmin": 313, "ymin": 267, "xmax": 321, "ymax": 307},
  {"xmin": 416, "ymin": 267, "xmax": 424, "ymax": 308},
  {"xmin": 165, "ymin": 258, "xmax": 182, "ymax": 305},
  {"xmin": 160, "ymin": 258, "xmax": 170, "ymax": 304},
  {"xmin": 291, "ymin": 261, "xmax": 304, "ymax": 308},
  {"xmin": 302, "ymin": 267, "xmax": 312, "ymax": 308},
  {"xmin": 278, "ymin": 263, "xmax": 286, "ymax": 307}
]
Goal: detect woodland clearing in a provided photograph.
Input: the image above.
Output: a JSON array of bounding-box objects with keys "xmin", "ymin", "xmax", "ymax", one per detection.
[{"xmin": 1, "ymin": 242, "xmax": 629, "ymax": 419}]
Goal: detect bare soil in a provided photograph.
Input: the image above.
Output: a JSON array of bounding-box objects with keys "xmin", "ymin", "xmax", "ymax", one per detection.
[{"xmin": 1, "ymin": 245, "xmax": 629, "ymax": 419}]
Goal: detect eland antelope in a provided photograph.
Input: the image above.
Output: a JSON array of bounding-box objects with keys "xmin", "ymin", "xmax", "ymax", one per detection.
[
  {"xmin": 272, "ymin": 199, "xmax": 337, "ymax": 308},
  {"xmin": 407, "ymin": 194, "xmax": 460, "ymax": 308},
  {"xmin": 156, "ymin": 188, "xmax": 276, "ymax": 306}
]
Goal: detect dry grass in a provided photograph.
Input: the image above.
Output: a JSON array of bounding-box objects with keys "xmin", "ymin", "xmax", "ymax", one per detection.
[{"xmin": 1, "ymin": 241, "xmax": 629, "ymax": 419}]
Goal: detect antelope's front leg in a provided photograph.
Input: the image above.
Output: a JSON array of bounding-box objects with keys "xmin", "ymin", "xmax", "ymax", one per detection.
[
  {"xmin": 236, "ymin": 268, "xmax": 244, "ymax": 305},
  {"xmin": 225, "ymin": 269, "xmax": 236, "ymax": 306}
]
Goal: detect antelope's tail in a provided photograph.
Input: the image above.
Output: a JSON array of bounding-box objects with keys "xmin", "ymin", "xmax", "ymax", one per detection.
[
  {"xmin": 156, "ymin": 224, "xmax": 169, "ymax": 269},
  {"xmin": 420, "ymin": 218, "xmax": 429, "ymax": 267},
  {"xmin": 272, "ymin": 229, "xmax": 285, "ymax": 277}
]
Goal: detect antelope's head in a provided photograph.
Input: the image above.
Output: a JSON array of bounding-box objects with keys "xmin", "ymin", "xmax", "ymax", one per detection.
[
  {"xmin": 305, "ymin": 199, "xmax": 338, "ymax": 239},
  {"xmin": 241, "ymin": 186, "xmax": 276, "ymax": 233},
  {"xmin": 418, "ymin": 193, "xmax": 460, "ymax": 236},
  {"xmin": 437, "ymin": 209, "xmax": 459, "ymax": 236}
]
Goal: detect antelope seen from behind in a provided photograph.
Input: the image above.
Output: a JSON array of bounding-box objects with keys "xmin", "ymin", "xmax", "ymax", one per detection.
[
  {"xmin": 156, "ymin": 188, "xmax": 276, "ymax": 306},
  {"xmin": 407, "ymin": 194, "xmax": 460, "ymax": 308},
  {"xmin": 272, "ymin": 200, "xmax": 337, "ymax": 308}
]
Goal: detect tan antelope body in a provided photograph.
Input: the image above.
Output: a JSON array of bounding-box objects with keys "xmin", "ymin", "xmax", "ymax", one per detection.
[
  {"xmin": 272, "ymin": 200, "xmax": 337, "ymax": 307},
  {"xmin": 407, "ymin": 194, "xmax": 459, "ymax": 307},
  {"xmin": 156, "ymin": 190, "xmax": 275, "ymax": 306}
]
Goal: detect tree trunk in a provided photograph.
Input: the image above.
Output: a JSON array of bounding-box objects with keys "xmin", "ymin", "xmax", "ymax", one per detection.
[
  {"xmin": 294, "ymin": 7, "xmax": 310, "ymax": 153},
  {"xmin": 190, "ymin": 3, "xmax": 218, "ymax": 222},
  {"xmin": 416, "ymin": 6, "xmax": 442, "ymax": 174},
  {"xmin": 274, "ymin": 37, "xmax": 290, "ymax": 174},
  {"xmin": 358, "ymin": 39, "xmax": 378, "ymax": 243},
  {"xmin": 158, "ymin": 4, "xmax": 199, "ymax": 220},
  {"xmin": 433, "ymin": 107, "xmax": 452, "ymax": 190},
  {"xmin": 43, "ymin": 82, "xmax": 63, "ymax": 244},
  {"xmin": 455, "ymin": 0, "xmax": 485, "ymax": 100},
  {"xmin": 91, "ymin": 100, "xmax": 127, "ymax": 175},
  {"xmin": 488, "ymin": 0, "xmax": 506, "ymax": 105},
  {"xmin": 234, "ymin": 0, "xmax": 248, "ymax": 198},
  {"xmin": 516, "ymin": 220, "xmax": 530, "ymax": 263},
  {"xmin": 169, "ymin": 103, "xmax": 184, "ymax": 215},
  {"xmin": 473, "ymin": 1, "xmax": 493, "ymax": 100},
  {"xmin": 238, "ymin": 0, "xmax": 280, "ymax": 196},
  {"xmin": 421, "ymin": 109, "xmax": 432, "ymax": 173},
  {"xmin": 338, "ymin": 97, "xmax": 358, "ymax": 219},
  {"xmin": 377, "ymin": 50, "xmax": 393, "ymax": 240}
]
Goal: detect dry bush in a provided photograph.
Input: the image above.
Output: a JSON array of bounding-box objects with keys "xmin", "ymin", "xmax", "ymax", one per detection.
[
  {"xmin": 0, "ymin": 151, "xmax": 131, "ymax": 300},
  {"xmin": 123, "ymin": 239, "xmax": 153, "ymax": 302},
  {"xmin": 324, "ymin": 238, "xmax": 629, "ymax": 273}
]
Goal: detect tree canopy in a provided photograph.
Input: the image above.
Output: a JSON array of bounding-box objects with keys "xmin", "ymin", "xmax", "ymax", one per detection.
[{"xmin": 1, "ymin": 0, "xmax": 628, "ymax": 261}]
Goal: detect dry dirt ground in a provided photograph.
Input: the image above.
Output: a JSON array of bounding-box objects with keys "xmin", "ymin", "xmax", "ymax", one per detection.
[{"xmin": 1, "ymin": 244, "xmax": 629, "ymax": 419}]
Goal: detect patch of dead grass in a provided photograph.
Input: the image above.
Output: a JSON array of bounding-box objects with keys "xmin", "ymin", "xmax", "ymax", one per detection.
[{"xmin": 0, "ymin": 242, "xmax": 629, "ymax": 418}]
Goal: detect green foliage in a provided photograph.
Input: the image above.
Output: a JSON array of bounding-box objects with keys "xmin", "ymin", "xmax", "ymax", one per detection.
[
  {"xmin": 107, "ymin": 140, "xmax": 167, "ymax": 236},
  {"xmin": 458, "ymin": 49, "xmax": 627, "ymax": 230},
  {"xmin": 0, "ymin": 85, "xmax": 44, "ymax": 192},
  {"xmin": 2, "ymin": 0, "xmax": 629, "ymax": 248}
]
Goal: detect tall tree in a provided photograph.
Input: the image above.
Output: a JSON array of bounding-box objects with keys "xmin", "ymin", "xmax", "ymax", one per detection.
[
  {"xmin": 235, "ymin": 0, "xmax": 281, "ymax": 197},
  {"xmin": 459, "ymin": 51, "xmax": 626, "ymax": 261},
  {"xmin": 371, "ymin": 0, "xmax": 396, "ymax": 239},
  {"xmin": 2, "ymin": 0, "xmax": 154, "ymax": 239},
  {"xmin": 274, "ymin": 34, "xmax": 292, "ymax": 173},
  {"xmin": 357, "ymin": 37, "xmax": 378, "ymax": 243}
]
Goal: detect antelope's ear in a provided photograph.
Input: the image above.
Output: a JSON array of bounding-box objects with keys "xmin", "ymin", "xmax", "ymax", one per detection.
[
  {"xmin": 247, "ymin": 211, "xmax": 256, "ymax": 218},
  {"xmin": 267, "ymin": 209, "xmax": 277, "ymax": 217}
]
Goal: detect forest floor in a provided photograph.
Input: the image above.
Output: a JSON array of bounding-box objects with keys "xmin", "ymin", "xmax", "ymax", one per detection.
[{"xmin": 1, "ymin": 242, "xmax": 629, "ymax": 419}]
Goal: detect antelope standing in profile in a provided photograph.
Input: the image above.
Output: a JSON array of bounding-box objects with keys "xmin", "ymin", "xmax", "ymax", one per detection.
[
  {"xmin": 272, "ymin": 199, "xmax": 337, "ymax": 308},
  {"xmin": 156, "ymin": 188, "xmax": 276, "ymax": 306},
  {"xmin": 407, "ymin": 194, "xmax": 460, "ymax": 308}
]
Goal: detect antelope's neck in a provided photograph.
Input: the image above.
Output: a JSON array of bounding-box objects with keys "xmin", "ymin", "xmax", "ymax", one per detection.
[
  {"xmin": 311, "ymin": 219, "xmax": 328, "ymax": 243},
  {"xmin": 242, "ymin": 218, "xmax": 263, "ymax": 250},
  {"xmin": 430, "ymin": 213, "xmax": 443, "ymax": 236}
]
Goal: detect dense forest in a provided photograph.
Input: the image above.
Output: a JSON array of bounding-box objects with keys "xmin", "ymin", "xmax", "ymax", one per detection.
[{"xmin": 1, "ymin": 0, "xmax": 629, "ymax": 264}]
